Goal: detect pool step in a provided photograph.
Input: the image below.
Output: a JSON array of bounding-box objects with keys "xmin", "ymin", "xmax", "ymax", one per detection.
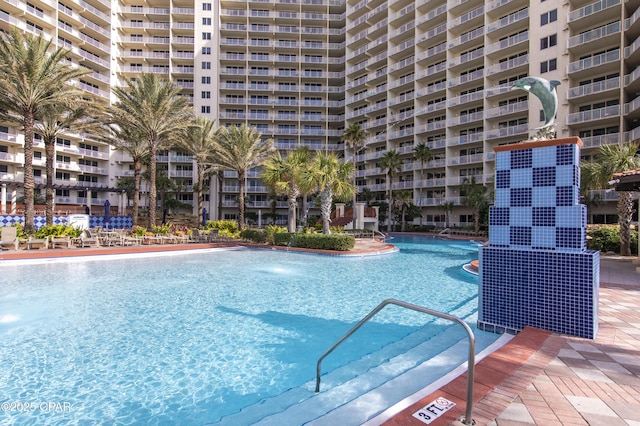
[
  {"xmin": 215, "ymin": 323, "xmax": 479, "ymax": 426},
  {"xmin": 261, "ymin": 337, "xmax": 473, "ymax": 426},
  {"xmin": 214, "ymin": 298, "xmax": 483, "ymax": 426}
]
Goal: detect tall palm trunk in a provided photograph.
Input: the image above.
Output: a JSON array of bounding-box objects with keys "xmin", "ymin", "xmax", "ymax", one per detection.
[
  {"xmin": 287, "ymin": 188, "xmax": 300, "ymax": 232},
  {"xmin": 132, "ymin": 160, "xmax": 142, "ymax": 227},
  {"xmin": 352, "ymin": 146, "xmax": 357, "ymax": 227},
  {"xmin": 618, "ymin": 191, "xmax": 635, "ymax": 256},
  {"xmin": 217, "ymin": 173, "xmax": 223, "ymax": 220},
  {"xmin": 238, "ymin": 171, "xmax": 246, "ymax": 230},
  {"xmin": 197, "ymin": 163, "xmax": 205, "ymax": 225},
  {"xmin": 320, "ymin": 187, "xmax": 332, "ymax": 234},
  {"xmin": 148, "ymin": 140, "xmax": 157, "ymax": 226},
  {"xmin": 45, "ymin": 137, "xmax": 56, "ymax": 225},
  {"xmin": 23, "ymin": 113, "xmax": 36, "ymax": 233},
  {"xmin": 387, "ymin": 173, "xmax": 393, "ymax": 232}
]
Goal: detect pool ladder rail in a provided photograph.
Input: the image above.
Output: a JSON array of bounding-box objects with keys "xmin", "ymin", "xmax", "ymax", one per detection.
[{"xmin": 315, "ymin": 299, "xmax": 476, "ymax": 426}]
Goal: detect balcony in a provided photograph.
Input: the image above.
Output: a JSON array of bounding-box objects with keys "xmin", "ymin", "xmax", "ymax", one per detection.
[
  {"xmin": 567, "ymin": 49, "xmax": 620, "ymax": 78},
  {"xmin": 485, "ymin": 30, "xmax": 528, "ymax": 56},
  {"xmin": 448, "ymin": 91, "xmax": 484, "ymax": 107},
  {"xmin": 486, "ymin": 8, "xmax": 528, "ymax": 36},
  {"xmin": 568, "ymin": 0, "xmax": 621, "ymax": 28},
  {"xmin": 566, "ymin": 105, "xmax": 620, "ymax": 125},
  {"xmin": 580, "ymin": 133, "xmax": 621, "ymax": 149},
  {"xmin": 567, "ymin": 21, "xmax": 621, "ymax": 55},
  {"xmin": 447, "ymin": 153, "xmax": 484, "ymax": 166},
  {"xmin": 486, "ymin": 54, "xmax": 528, "ymax": 77},
  {"xmin": 448, "ymin": 111, "xmax": 484, "ymax": 127},
  {"xmin": 566, "ymin": 77, "xmax": 620, "ymax": 101},
  {"xmin": 448, "ymin": 132, "xmax": 484, "ymax": 146},
  {"xmin": 485, "ymin": 123, "xmax": 529, "ymax": 140},
  {"xmin": 485, "ymin": 101, "xmax": 528, "ymax": 118}
]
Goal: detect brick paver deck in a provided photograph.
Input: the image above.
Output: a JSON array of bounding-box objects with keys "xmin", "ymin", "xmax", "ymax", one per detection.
[{"xmin": 381, "ymin": 256, "xmax": 640, "ymax": 426}]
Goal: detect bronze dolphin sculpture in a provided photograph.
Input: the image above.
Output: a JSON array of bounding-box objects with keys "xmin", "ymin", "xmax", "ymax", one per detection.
[{"xmin": 511, "ymin": 77, "xmax": 561, "ymax": 129}]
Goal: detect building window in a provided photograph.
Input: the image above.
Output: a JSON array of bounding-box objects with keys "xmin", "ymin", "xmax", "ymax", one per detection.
[
  {"xmin": 540, "ymin": 58, "xmax": 557, "ymax": 73},
  {"xmin": 202, "ymin": 17, "xmax": 211, "ymax": 25},
  {"xmin": 202, "ymin": 3, "xmax": 212, "ymax": 10},
  {"xmin": 540, "ymin": 34, "xmax": 557, "ymax": 49},
  {"xmin": 202, "ymin": 76, "xmax": 211, "ymax": 84},
  {"xmin": 201, "ymin": 91, "xmax": 211, "ymax": 99},
  {"xmin": 201, "ymin": 106, "xmax": 211, "ymax": 114},
  {"xmin": 202, "ymin": 61, "xmax": 211, "ymax": 70},
  {"xmin": 202, "ymin": 32, "xmax": 211, "ymax": 40},
  {"xmin": 541, "ymin": 9, "xmax": 557, "ymax": 25},
  {"xmin": 202, "ymin": 47, "xmax": 211, "ymax": 55}
]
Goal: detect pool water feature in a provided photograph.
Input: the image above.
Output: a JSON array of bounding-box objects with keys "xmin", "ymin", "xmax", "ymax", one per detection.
[{"xmin": 0, "ymin": 235, "xmax": 497, "ymax": 425}]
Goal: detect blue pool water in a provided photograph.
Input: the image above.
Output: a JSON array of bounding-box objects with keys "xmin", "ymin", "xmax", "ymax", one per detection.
[{"xmin": 0, "ymin": 235, "xmax": 491, "ymax": 425}]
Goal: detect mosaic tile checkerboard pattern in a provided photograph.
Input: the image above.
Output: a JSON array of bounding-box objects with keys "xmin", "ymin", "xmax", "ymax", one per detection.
[
  {"xmin": 0, "ymin": 215, "xmax": 132, "ymax": 229},
  {"xmin": 479, "ymin": 139, "xmax": 599, "ymax": 339},
  {"xmin": 489, "ymin": 144, "xmax": 585, "ymax": 251}
]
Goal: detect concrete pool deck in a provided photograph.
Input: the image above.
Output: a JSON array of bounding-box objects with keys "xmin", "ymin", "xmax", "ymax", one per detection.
[{"xmin": 1, "ymin": 239, "xmax": 639, "ymax": 425}]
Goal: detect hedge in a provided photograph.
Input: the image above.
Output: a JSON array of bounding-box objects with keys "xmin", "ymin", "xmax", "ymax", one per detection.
[
  {"xmin": 587, "ymin": 225, "xmax": 638, "ymax": 255},
  {"xmin": 290, "ymin": 233, "xmax": 355, "ymax": 251}
]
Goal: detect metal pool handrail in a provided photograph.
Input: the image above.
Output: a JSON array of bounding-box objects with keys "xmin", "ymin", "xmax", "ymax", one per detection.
[{"xmin": 314, "ymin": 298, "xmax": 476, "ymax": 426}]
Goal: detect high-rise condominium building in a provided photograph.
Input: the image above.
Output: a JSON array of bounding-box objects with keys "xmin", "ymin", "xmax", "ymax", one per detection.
[{"xmin": 1, "ymin": 0, "xmax": 638, "ymax": 227}]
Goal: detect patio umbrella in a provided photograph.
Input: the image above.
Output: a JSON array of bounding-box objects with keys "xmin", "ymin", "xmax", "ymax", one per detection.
[{"xmin": 104, "ymin": 199, "xmax": 110, "ymax": 229}]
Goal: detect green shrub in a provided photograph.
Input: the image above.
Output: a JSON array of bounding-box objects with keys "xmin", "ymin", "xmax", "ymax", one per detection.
[
  {"xmin": 264, "ymin": 225, "xmax": 287, "ymax": 244},
  {"xmin": 274, "ymin": 232, "xmax": 294, "ymax": 246},
  {"xmin": 587, "ymin": 225, "xmax": 638, "ymax": 254},
  {"xmin": 151, "ymin": 223, "xmax": 170, "ymax": 236},
  {"xmin": 290, "ymin": 233, "xmax": 355, "ymax": 251},
  {"xmin": 34, "ymin": 224, "xmax": 82, "ymax": 238},
  {"xmin": 240, "ymin": 228, "xmax": 266, "ymax": 243},
  {"xmin": 12, "ymin": 223, "xmax": 25, "ymax": 238},
  {"xmin": 205, "ymin": 220, "xmax": 238, "ymax": 233},
  {"xmin": 131, "ymin": 226, "xmax": 147, "ymax": 237}
]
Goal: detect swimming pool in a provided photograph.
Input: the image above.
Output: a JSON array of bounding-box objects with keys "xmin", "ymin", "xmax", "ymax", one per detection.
[{"xmin": 0, "ymin": 235, "xmax": 496, "ymax": 425}]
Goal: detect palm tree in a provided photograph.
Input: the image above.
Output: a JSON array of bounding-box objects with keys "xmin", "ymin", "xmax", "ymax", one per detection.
[
  {"xmin": 213, "ymin": 124, "xmax": 275, "ymax": 230},
  {"xmin": 174, "ymin": 116, "xmax": 218, "ymax": 226},
  {"xmin": 439, "ymin": 201, "xmax": 455, "ymax": 228},
  {"xmin": 300, "ymin": 152, "xmax": 355, "ymax": 234},
  {"xmin": 0, "ymin": 28, "xmax": 89, "ymax": 233},
  {"xmin": 413, "ymin": 142, "xmax": 432, "ymax": 225},
  {"xmin": 393, "ymin": 189, "xmax": 413, "ymax": 232},
  {"xmin": 343, "ymin": 123, "xmax": 368, "ymax": 226},
  {"xmin": 98, "ymin": 124, "xmax": 148, "ymax": 228},
  {"xmin": 581, "ymin": 143, "xmax": 640, "ymax": 255},
  {"xmin": 261, "ymin": 147, "xmax": 310, "ymax": 232},
  {"xmin": 379, "ymin": 150, "xmax": 403, "ymax": 232},
  {"xmin": 35, "ymin": 102, "xmax": 96, "ymax": 225},
  {"xmin": 461, "ymin": 176, "xmax": 491, "ymax": 236},
  {"xmin": 111, "ymin": 73, "xmax": 193, "ymax": 227}
]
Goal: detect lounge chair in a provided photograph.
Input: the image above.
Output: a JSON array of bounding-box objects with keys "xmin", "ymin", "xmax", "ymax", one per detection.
[
  {"xmin": 27, "ymin": 236, "xmax": 49, "ymax": 250},
  {"xmin": 50, "ymin": 236, "xmax": 72, "ymax": 249},
  {"xmin": 0, "ymin": 227, "xmax": 19, "ymax": 251},
  {"xmin": 77, "ymin": 230, "xmax": 100, "ymax": 248},
  {"xmin": 121, "ymin": 233, "xmax": 142, "ymax": 246}
]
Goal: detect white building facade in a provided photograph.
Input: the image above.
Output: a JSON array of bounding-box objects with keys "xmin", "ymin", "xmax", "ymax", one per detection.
[{"xmin": 0, "ymin": 0, "xmax": 637, "ymax": 227}]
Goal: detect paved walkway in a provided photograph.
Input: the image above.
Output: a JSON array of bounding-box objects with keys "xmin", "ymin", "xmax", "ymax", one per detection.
[{"xmin": 383, "ymin": 255, "xmax": 640, "ymax": 426}]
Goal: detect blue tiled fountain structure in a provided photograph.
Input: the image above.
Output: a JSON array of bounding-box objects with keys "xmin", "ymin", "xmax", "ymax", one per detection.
[{"xmin": 478, "ymin": 137, "xmax": 599, "ymax": 339}]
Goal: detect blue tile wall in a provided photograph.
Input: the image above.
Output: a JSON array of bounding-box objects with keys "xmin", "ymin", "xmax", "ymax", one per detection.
[
  {"xmin": 0, "ymin": 215, "xmax": 132, "ymax": 229},
  {"xmin": 481, "ymin": 139, "xmax": 599, "ymax": 339},
  {"xmin": 478, "ymin": 248, "xmax": 599, "ymax": 338}
]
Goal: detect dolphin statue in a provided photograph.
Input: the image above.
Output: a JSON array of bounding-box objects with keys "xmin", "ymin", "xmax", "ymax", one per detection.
[{"xmin": 511, "ymin": 77, "xmax": 561, "ymax": 129}]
